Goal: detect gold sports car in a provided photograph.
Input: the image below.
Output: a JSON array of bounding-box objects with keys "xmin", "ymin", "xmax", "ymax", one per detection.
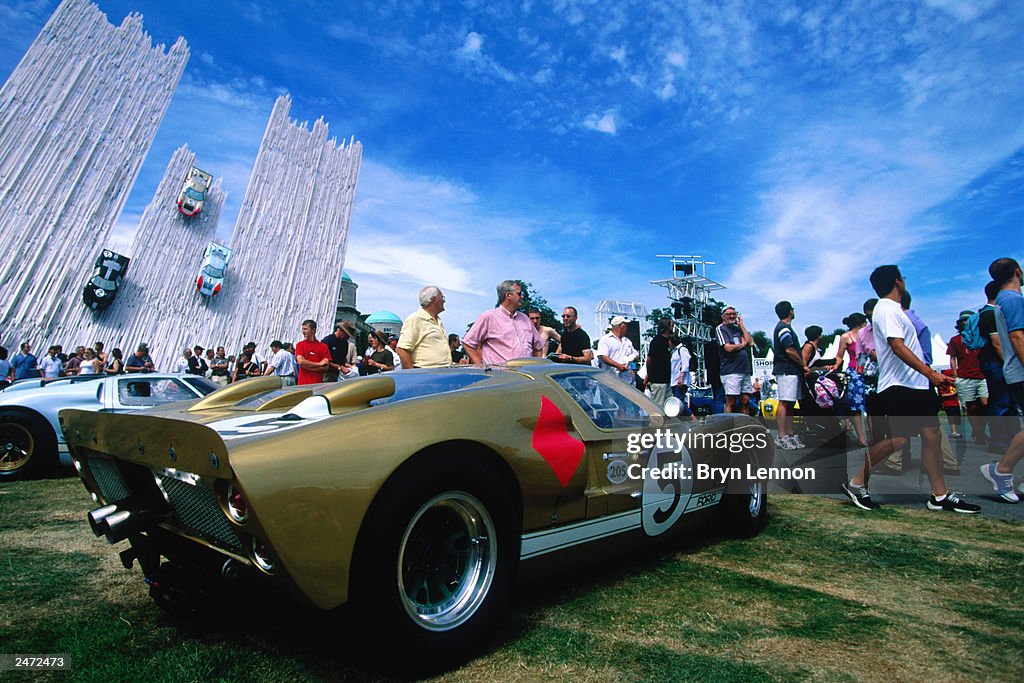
[{"xmin": 61, "ymin": 360, "xmax": 773, "ymax": 666}]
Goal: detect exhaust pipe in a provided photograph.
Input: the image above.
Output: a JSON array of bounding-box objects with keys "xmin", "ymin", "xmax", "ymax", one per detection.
[
  {"xmin": 104, "ymin": 508, "xmax": 161, "ymax": 544},
  {"xmin": 87, "ymin": 504, "xmax": 119, "ymax": 537}
]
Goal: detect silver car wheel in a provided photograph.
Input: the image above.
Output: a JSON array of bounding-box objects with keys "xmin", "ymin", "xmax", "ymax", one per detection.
[
  {"xmin": 748, "ymin": 480, "xmax": 764, "ymax": 518},
  {"xmin": 397, "ymin": 491, "xmax": 497, "ymax": 632}
]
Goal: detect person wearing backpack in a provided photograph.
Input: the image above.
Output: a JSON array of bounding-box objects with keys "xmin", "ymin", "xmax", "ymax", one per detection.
[
  {"xmin": 946, "ymin": 310, "xmax": 989, "ymax": 444},
  {"xmin": 980, "ymin": 257, "xmax": 1024, "ymax": 503},
  {"xmin": 977, "ymin": 280, "xmax": 1018, "ymax": 454}
]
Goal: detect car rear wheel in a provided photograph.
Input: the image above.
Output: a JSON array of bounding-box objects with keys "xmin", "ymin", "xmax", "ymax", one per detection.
[
  {"xmin": 0, "ymin": 410, "xmax": 57, "ymax": 479},
  {"xmin": 352, "ymin": 456, "xmax": 517, "ymax": 671}
]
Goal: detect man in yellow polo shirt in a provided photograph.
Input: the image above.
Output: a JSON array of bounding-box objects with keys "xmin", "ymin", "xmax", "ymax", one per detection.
[{"xmin": 397, "ymin": 286, "xmax": 451, "ymax": 368}]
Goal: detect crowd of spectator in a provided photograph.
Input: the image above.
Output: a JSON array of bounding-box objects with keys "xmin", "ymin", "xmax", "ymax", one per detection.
[{"xmin": 4, "ymin": 260, "xmax": 1021, "ymax": 511}]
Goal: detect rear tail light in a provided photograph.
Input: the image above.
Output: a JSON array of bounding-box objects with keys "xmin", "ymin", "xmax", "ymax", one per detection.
[
  {"xmin": 196, "ymin": 276, "xmax": 203, "ymax": 291},
  {"xmin": 251, "ymin": 539, "xmax": 275, "ymax": 573},
  {"xmin": 226, "ymin": 484, "xmax": 248, "ymax": 522}
]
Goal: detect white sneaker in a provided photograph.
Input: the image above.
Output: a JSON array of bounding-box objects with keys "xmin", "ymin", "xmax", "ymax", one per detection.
[
  {"xmin": 980, "ymin": 463, "xmax": 1019, "ymax": 503},
  {"xmin": 775, "ymin": 435, "xmax": 796, "ymax": 450},
  {"xmin": 787, "ymin": 434, "xmax": 807, "ymax": 449}
]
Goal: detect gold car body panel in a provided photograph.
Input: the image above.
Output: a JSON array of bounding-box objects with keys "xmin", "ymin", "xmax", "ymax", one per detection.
[
  {"xmin": 63, "ymin": 368, "xmax": 593, "ymax": 608},
  {"xmin": 62, "ymin": 365, "xmax": 771, "ymax": 610}
]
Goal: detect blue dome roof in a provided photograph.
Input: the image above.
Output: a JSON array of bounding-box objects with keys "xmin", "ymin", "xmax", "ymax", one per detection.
[
  {"xmin": 365, "ymin": 310, "xmax": 402, "ymax": 324},
  {"xmin": 341, "ymin": 271, "xmax": 353, "ymax": 282}
]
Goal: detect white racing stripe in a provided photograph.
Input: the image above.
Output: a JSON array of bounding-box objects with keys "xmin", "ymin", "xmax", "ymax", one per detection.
[{"xmin": 520, "ymin": 510, "xmax": 641, "ymax": 560}]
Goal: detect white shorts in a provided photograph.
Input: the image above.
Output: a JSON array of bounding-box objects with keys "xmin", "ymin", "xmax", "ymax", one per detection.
[
  {"xmin": 722, "ymin": 373, "xmax": 753, "ymax": 396},
  {"xmin": 777, "ymin": 374, "xmax": 802, "ymax": 402},
  {"xmin": 954, "ymin": 377, "xmax": 988, "ymax": 403}
]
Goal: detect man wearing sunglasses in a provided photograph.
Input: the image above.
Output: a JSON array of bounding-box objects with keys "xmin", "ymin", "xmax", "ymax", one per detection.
[{"xmin": 554, "ymin": 307, "xmax": 593, "ymax": 365}]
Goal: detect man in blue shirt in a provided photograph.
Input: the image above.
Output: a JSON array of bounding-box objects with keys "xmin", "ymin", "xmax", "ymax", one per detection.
[
  {"xmin": 10, "ymin": 342, "xmax": 37, "ymax": 380},
  {"xmin": 772, "ymin": 301, "xmax": 810, "ymax": 450},
  {"xmin": 980, "ymin": 257, "xmax": 1024, "ymax": 502},
  {"xmin": 716, "ymin": 306, "xmax": 754, "ymax": 415}
]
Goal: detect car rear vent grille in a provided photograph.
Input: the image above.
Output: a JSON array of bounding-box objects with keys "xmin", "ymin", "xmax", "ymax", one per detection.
[
  {"xmin": 158, "ymin": 476, "xmax": 243, "ymax": 554},
  {"xmin": 87, "ymin": 457, "xmax": 131, "ymax": 502}
]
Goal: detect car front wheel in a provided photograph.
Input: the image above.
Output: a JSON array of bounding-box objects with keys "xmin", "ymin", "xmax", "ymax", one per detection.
[
  {"xmin": 0, "ymin": 410, "xmax": 57, "ymax": 479},
  {"xmin": 352, "ymin": 456, "xmax": 518, "ymax": 671}
]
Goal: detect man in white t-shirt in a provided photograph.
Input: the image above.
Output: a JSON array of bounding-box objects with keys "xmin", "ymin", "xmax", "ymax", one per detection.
[
  {"xmin": 596, "ymin": 316, "xmax": 638, "ymax": 383},
  {"xmin": 171, "ymin": 348, "xmax": 191, "ymax": 374},
  {"xmin": 670, "ymin": 337, "xmax": 695, "ymax": 419},
  {"xmin": 39, "ymin": 346, "xmax": 63, "ymax": 378},
  {"xmin": 841, "ymin": 265, "xmax": 979, "ymax": 514}
]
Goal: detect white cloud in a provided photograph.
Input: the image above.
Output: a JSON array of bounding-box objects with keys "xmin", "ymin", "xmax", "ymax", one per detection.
[
  {"xmin": 532, "ymin": 67, "xmax": 553, "ymax": 84},
  {"xmin": 453, "ymin": 31, "xmax": 517, "ymax": 82},
  {"xmin": 921, "ymin": 0, "xmax": 995, "ymax": 22},
  {"xmin": 346, "ymin": 161, "xmax": 558, "ymax": 329},
  {"xmin": 456, "ymin": 31, "xmax": 484, "ymax": 57},
  {"xmin": 665, "ymin": 49, "xmax": 687, "ymax": 69},
  {"xmin": 657, "ymin": 82, "xmax": 677, "ymax": 100},
  {"xmin": 583, "ymin": 109, "xmax": 619, "ymax": 135},
  {"xmin": 108, "ymin": 212, "xmax": 142, "ymax": 257}
]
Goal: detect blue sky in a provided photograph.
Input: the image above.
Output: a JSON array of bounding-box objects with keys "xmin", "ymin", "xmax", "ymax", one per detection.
[{"xmin": 2, "ymin": 0, "xmax": 1021, "ymax": 346}]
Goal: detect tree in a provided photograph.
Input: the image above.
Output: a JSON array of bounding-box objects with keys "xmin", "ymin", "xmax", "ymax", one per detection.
[
  {"xmin": 643, "ymin": 307, "xmax": 675, "ymax": 341},
  {"xmin": 516, "ymin": 280, "xmax": 561, "ymax": 332},
  {"xmin": 752, "ymin": 330, "xmax": 770, "ymax": 358},
  {"xmin": 819, "ymin": 327, "xmax": 846, "ymax": 358}
]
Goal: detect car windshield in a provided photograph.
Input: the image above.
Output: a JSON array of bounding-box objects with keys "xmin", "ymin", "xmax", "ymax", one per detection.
[
  {"xmin": 90, "ymin": 275, "xmax": 116, "ymax": 290},
  {"xmin": 370, "ymin": 371, "xmax": 493, "ymax": 406},
  {"xmin": 181, "ymin": 376, "xmax": 219, "ymax": 396},
  {"xmin": 202, "ymin": 264, "xmax": 225, "ymax": 279},
  {"xmin": 184, "ymin": 187, "xmax": 205, "ymax": 201},
  {"xmin": 552, "ymin": 372, "xmax": 652, "ymax": 430}
]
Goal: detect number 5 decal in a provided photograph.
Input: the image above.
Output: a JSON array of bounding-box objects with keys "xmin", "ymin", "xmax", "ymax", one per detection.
[{"xmin": 641, "ymin": 447, "xmax": 693, "ymax": 536}]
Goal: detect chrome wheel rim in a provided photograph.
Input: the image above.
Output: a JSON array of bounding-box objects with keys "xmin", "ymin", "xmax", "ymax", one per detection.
[
  {"xmin": 748, "ymin": 480, "xmax": 764, "ymax": 518},
  {"xmin": 397, "ymin": 492, "xmax": 496, "ymax": 632},
  {"xmin": 0, "ymin": 422, "xmax": 33, "ymax": 473}
]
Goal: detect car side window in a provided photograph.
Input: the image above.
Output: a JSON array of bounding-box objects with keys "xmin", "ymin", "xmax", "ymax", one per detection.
[
  {"xmin": 553, "ymin": 372, "xmax": 651, "ymax": 430},
  {"xmin": 118, "ymin": 379, "xmax": 193, "ymax": 406},
  {"xmin": 119, "ymin": 378, "xmax": 154, "ymax": 406}
]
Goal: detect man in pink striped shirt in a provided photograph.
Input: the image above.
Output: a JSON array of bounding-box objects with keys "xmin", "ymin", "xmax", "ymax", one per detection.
[{"xmin": 463, "ymin": 280, "xmax": 545, "ymax": 365}]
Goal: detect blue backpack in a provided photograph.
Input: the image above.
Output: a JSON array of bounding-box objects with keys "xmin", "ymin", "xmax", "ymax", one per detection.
[{"xmin": 961, "ymin": 308, "xmax": 987, "ymax": 350}]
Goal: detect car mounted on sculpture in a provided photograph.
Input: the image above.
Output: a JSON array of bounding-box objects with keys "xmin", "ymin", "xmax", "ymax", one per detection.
[
  {"xmin": 82, "ymin": 249, "xmax": 130, "ymax": 311},
  {"xmin": 176, "ymin": 166, "xmax": 213, "ymax": 217},
  {"xmin": 196, "ymin": 241, "xmax": 231, "ymax": 297},
  {"xmin": 60, "ymin": 361, "xmax": 773, "ymax": 670},
  {"xmin": 0, "ymin": 373, "xmax": 218, "ymax": 480}
]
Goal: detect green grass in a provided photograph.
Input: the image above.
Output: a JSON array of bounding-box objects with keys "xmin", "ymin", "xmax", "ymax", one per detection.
[{"xmin": 1, "ymin": 477, "xmax": 1022, "ymax": 682}]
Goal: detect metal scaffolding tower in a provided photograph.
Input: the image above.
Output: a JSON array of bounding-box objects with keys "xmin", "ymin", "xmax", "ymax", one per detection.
[
  {"xmin": 651, "ymin": 255, "xmax": 724, "ymax": 388},
  {"xmin": 593, "ymin": 300, "xmax": 648, "ymax": 340}
]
